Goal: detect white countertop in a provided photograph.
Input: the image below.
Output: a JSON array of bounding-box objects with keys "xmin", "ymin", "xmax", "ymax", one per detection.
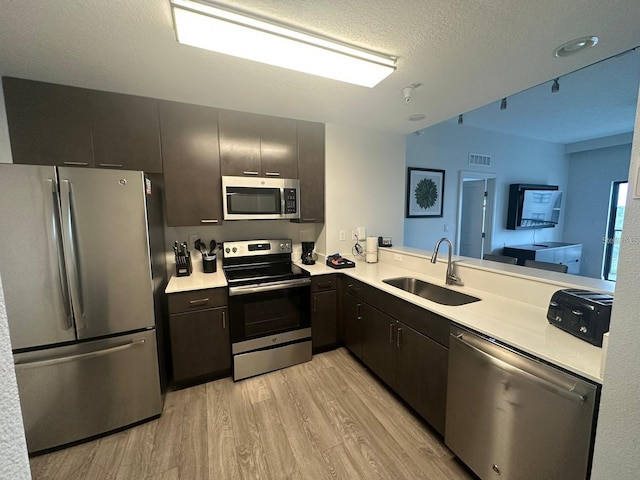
[{"xmin": 166, "ymin": 256, "xmax": 604, "ymax": 384}]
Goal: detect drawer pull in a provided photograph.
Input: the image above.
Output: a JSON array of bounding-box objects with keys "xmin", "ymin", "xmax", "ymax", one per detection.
[
  {"xmin": 242, "ymin": 171, "xmax": 259, "ymax": 176},
  {"xmin": 265, "ymin": 172, "xmax": 281, "ymax": 177},
  {"xmin": 189, "ymin": 298, "xmax": 210, "ymax": 306},
  {"xmin": 98, "ymin": 163, "xmax": 123, "ymax": 168},
  {"xmin": 316, "ymin": 281, "xmax": 332, "ymax": 289},
  {"xmin": 63, "ymin": 161, "xmax": 89, "ymax": 166},
  {"xmin": 201, "ymin": 219, "xmax": 219, "ymax": 224},
  {"xmin": 302, "ymin": 218, "xmax": 316, "ymax": 222}
]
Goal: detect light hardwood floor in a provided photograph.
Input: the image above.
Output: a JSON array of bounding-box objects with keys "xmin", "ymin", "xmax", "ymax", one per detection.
[{"xmin": 29, "ymin": 347, "xmax": 475, "ymax": 480}]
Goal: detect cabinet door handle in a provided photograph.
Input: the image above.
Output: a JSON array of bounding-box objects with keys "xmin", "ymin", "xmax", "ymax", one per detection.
[
  {"xmin": 189, "ymin": 298, "xmax": 209, "ymax": 306},
  {"xmin": 98, "ymin": 163, "xmax": 123, "ymax": 168},
  {"xmin": 313, "ymin": 296, "xmax": 317, "ymax": 312},
  {"xmin": 63, "ymin": 161, "xmax": 89, "ymax": 166},
  {"xmin": 356, "ymin": 303, "xmax": 361, "ymax": 319},
  {"xmin": 302, "ymin": 218, "xmax": 317, "ymax": 222},
  {"xmin": 389, "ymin": 324, "xmax": 394, "ymax": 343},
  {"xmin": 265, "ymin": 172, "xmax": 281, "ymax": 177},
  {"xmin": 200, "ymin": 219, "xmax": 219, "ymax": 224},
  {"xmin": 242, "ymin": 171, "xmax": 259, "ymax": 176},
  {"xmin": 396, "ymin": 327, "xmax": 402, "ymax": 348},
  {"xmin": 222, "ymin": 311, "xmax": 226, "ymax": 329}
]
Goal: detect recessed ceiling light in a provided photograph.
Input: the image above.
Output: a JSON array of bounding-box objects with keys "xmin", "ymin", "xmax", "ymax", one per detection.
[
  {"xmin": 407, "ymin": 114, "xmax": 426, "ymax": 121},
  {"xmin": 554, "ymin": 36, "xmax": 599, "ymax": 57}
]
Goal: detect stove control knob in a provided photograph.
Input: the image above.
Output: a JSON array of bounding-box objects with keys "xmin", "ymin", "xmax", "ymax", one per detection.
[
  {"xmin": 280, "ymin": 243, "xmax": 286, "ymax": 250},
  {"xmin": 232, "ymin": 247, "xmax": 237, "ymax": 253},
  {"xmin": 579, "ymin": 326, "xmax": 588, "ymax": 333},
  {"xmin": 225, "ymin": 247, "xmax": 230, "ymax": 254}
]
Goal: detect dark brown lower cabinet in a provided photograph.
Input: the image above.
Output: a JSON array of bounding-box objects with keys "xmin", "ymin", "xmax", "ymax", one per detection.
[
  {"xmin": 340, "ymin": 280, "xmax": 450, "ymax": 435},
  {"xmin": 361, "ymin": 306, "xmax": 396, "ymax": 387},
  {"xmin": 168, "ymin": 307, "xmax": 230, "ymax": 385},
  {"xmin": 394, "ymin": 324, "xmax": 448, "ymax": 435},
  {"xmin": 311, "ymin": 290, "xmax": 338, "ymax": 350},
  {"xmin": 343, "ymin": 291, "xmax": 365, "ymax": 359}
]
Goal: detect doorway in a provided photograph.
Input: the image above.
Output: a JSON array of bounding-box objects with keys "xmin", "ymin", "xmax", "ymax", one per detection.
[
  {"xmin": 456, "ymin": 171, "xmax": 496, "ymax": 258},
  {"xmin": 603, "ymin": 181, "xmax": 628, "ymax": 281}
]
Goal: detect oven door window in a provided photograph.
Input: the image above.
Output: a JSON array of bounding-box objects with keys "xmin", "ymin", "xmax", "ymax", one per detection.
[
  {"xmin": 229, "ymin": 286, "xmax": 310, "ymax": 342},
  {"xmin": 226, "ymin": 187, "xmax": 281, "ymax": 215}
]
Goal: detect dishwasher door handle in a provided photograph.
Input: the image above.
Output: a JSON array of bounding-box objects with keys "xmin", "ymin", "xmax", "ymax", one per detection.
[{"xmin": 451, "ymin": 333, "xmax": 586, "ymax": 403}]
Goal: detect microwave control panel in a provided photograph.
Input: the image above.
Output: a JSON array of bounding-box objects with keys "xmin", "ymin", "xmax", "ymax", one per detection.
[{"xmin": 284, "ymin": 188, "xmax": 297, "ymax": 213}]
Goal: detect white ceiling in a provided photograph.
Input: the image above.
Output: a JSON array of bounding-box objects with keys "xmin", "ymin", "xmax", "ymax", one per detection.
[
  {"xmin": 1, "ymin": 1, "xmax": 640, "ymax": 136},
  {"xmin": 443, "ymin": 47, "xmax": 640, "ymax": 144}
]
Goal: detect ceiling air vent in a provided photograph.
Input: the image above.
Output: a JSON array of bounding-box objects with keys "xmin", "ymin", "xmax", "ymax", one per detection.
[{"xmin": 468, "ymin": 153, "xmax": 491, "ymax": 166}]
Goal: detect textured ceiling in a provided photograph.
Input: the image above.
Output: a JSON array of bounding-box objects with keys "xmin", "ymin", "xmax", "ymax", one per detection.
[
  {"xmin": 443, "ymin": 47, "xmax": 640, "ymax": 144},
  {"xmin": 1, "ymin": 0, "xmax": 640, "ymax": 137}
]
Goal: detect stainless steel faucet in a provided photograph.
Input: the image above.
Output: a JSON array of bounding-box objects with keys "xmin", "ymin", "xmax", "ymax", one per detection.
[{"xmin": 430, "ymin": 237, "xmax": 463, "ymax": 286}]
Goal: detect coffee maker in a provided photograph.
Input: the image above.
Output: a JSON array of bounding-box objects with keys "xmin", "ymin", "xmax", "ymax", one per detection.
[{"xmin": 301, "ymin": 241, "xmax": 315, "ymax": 265}]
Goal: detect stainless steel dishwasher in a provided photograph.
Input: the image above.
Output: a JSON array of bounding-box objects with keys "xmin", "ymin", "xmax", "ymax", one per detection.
[{"xmin": 445, "ymin": 326, "xmax": 599, "ymax": 480}]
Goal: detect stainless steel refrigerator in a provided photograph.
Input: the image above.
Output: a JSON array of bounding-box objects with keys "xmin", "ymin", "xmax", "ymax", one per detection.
[{"xmin": 0, "ymin": 164, "xmax": 166, "ymax": 453}]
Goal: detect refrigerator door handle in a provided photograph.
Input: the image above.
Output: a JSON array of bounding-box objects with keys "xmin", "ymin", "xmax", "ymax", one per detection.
[
  {"xmin": 47, "ymin": 178, "xmax": 73, "ymax": 330},
  {"xmin": 15, "ymin": 339, "xmax": 146, "ymax": 369},
  {"xmin": 60, "ymin": 179, "xmax": 85, "ymax": 329}
]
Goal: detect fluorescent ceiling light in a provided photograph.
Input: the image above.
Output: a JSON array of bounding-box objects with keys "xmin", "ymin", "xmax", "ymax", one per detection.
[{"xmin": 170, "ymin": 0, "xmax": 397, "ymax": 87}]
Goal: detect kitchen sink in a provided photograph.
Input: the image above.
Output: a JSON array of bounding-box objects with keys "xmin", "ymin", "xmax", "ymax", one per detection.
[{"xmin": 382, "ymin": 277, "xmax": 481, "ymax": 306}]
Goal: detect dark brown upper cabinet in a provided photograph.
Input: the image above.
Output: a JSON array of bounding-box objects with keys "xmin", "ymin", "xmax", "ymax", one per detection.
[
  {"xmin": 89, "ymin": 91, "xmax": 162, "ymax": 173},
  {"xmin": 3, "ymin": 77, "xmax": 94, "ymax": 167},
  {"xmin": 295, "ymin": 121, "xmax": 325, "ymax": 223},
  {"xmin": 159, "ymin": 100, "xmax": 223, "ymax": 227},
  {"xmin": 218, "ymin": 109, "xmax": 297, "ymax": 178},
  {"xmin": 3, "ymin": 77, "xmax": 162, "ymax": 172}
]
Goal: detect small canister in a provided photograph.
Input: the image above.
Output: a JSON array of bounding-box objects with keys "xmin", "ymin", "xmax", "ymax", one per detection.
[{"xmin": 202, "ymin": 254, "xmax": 217, "ymax": 273}]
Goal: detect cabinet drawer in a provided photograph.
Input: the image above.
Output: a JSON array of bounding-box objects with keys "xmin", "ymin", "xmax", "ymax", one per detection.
[
  {"xmin": 343, "ymin": 278, "xmax": 365, "ymax": 300},
  {"xmin": 168, "ymin": 288, "xmax": 228, "ymax": 313},
  {"xmin": 311, "ymin": 274, "xmax": 337, "ymax": 292}
]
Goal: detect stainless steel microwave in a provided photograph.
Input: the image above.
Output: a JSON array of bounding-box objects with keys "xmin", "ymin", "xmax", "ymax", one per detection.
[{"xmin": 222, "ymin": 176, "xmax": 300, "ymax": 220}]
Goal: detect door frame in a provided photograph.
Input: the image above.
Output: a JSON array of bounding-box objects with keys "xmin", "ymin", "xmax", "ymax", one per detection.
[{"xmin": 455, "ymin": 171, "xmax": 497, "ymax": 257}]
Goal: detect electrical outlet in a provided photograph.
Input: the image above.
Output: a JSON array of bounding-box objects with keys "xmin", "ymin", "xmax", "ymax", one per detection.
[
  {"xmin": 188, "ymin": 234, "xmax": 198, "ymax": 250},
  {"xmin": 351, "ymin": 229, "xmax": 358, "ymax": 241},
  {"xmin": 339, "ymin": 230, "xmax": 346, "ymax": 241},
  {"xmin": 394, "ymin": 253, "xmax": 403, "ymax": 262},
  {"xmin": 357, "ymin": 226, "xmax": 367, "ymax": 239}
]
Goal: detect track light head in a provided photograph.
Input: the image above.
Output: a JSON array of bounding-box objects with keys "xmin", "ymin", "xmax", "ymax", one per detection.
[
  {"xmin": 500, "ymin": 97, "xmax": 507, "ymax": 110},
  {"xmin": 552, "ymin": 78, "xmax": 560, "ymax": 93}
]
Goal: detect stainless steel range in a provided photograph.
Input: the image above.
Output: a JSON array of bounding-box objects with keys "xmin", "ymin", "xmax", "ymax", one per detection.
[{"xmin": 222, "ymin": 239, "xmax": 312, "ymax": 381}]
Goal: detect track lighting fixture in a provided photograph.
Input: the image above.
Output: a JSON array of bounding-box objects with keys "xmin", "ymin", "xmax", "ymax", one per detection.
[
  {"xmin": 500, "ymin": 97, "xmax": 507, "ymax": 110},
  {"xmin": 458, "ymin": 114, "xmax": 463, "ymax": 125},
  {"xmin": 552, "ymin": 78, "xmax": 560, "ymax": 93}
]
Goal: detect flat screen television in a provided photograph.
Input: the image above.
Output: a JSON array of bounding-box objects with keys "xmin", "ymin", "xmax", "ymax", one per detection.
[{"xmin": 507, "ymin": 184, "xmax": 562, "ymax": 230}]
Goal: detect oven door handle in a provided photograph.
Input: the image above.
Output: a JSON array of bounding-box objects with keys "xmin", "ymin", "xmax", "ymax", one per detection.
[{"xmin": 228, "ymin": 278, "xmax": 311, "ymax": 296}]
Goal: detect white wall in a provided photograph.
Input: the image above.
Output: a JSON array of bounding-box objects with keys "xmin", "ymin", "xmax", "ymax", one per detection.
[
  {"xmin": 405, "ymin": 122, "xmax": 568, "ymax": 252},
  {"xmin": 0, "ymin": 80, "xmax": 13, "ymax": 163},
  {"xmin": 0, "ymin": 276, "xmax": 31, "ymax": 479},
  {"xmin": 591, "ymin": 85, "xmax": 640, "ymax": 478},
  {"xmin": 324, "ymin": 123, "xmax": 405, "ymax": 256},
  {"xmin": 564, "ymin": 143, "xmax": 632, "ymax": 278}
]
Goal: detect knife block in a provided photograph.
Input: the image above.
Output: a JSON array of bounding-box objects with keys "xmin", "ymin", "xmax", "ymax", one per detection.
[{"xmin": 175, "ymin": 251, "xmax": 192, "ymax": 277}]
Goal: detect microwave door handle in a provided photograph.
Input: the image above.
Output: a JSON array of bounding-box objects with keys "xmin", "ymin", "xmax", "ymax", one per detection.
[{"xmin": 280, "ymin": 187, "xmax": 286, "ymax": 216}]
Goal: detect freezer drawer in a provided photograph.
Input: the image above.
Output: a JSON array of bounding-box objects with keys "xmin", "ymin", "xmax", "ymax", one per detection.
[
  {"xmin": 14, "ymin": 330, "xmax": 162, "ymax": 453},
  {"xmin": 445, "ymin": 327, "xmax": 598, "ymax": 480}
]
